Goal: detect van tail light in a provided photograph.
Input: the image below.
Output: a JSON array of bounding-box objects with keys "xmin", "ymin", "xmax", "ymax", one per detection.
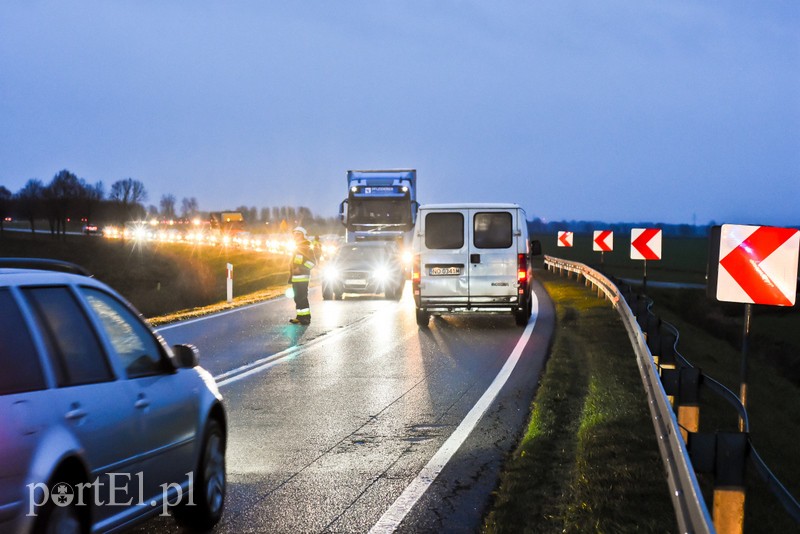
[
  {"xmin": 412, "ymin": 255, "xmax": 421, "ymax": 282},
  {"xmin": 517, "ymin": 253, "xmax": 528, "ymax": 283}
]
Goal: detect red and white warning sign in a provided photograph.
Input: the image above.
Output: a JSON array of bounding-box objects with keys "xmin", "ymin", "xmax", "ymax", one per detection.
[
  {"xmin": 716, "ymin": 224, "xmax": 799, "ymax": 306},
  {"xmin": 630, "ymin": 228, "xmax": 662, "ymax": 260},
  {"xmin": 593, "ymin": 230, "xmax": 613, "ymax": 252},
  {"xmin": 557, "ymin": 231, "xmax": 573, "ymax": 247}
]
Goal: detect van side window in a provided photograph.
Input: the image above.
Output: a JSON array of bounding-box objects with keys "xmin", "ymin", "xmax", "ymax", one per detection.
[
  {"xmin": 425, "ymin": 213, "xmax": 464, "ymax": 249},
  {"xmin": 0, "ymin": 289, "xmax": 46, "ymax": 395},
  {"xmin": 474, "ymin": 212, "xmax": 513, "ymax": 249}
]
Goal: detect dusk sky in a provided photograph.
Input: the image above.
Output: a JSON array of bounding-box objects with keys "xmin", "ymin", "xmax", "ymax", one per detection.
[{"xmin": 1, "ymin": 1, "xmax": 798, "ymax": 225}]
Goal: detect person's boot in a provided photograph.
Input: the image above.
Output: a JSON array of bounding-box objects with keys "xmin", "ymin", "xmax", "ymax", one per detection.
[{"xmin": 289, "ymin": 317, "xmax": 301, "ymax": 324}]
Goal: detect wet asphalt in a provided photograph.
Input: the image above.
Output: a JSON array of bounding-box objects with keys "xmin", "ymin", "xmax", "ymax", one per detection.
[{"xmin": 131, "ymin": 279, "xmax": 554, "ymax": 533}]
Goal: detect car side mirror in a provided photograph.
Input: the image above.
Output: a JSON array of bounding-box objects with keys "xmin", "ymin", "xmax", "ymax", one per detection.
[
  {"xmin": 530, "ymin": 239, "xmax": 542, "ymax": 256},
  {"xmin": 173, "ymin": 344, "xmax": 199, "ymax": 368}
]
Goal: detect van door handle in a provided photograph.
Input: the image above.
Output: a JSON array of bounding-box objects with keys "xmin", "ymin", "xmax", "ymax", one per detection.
[{"xmin": 470, "ymin": 254, "xmax": 481, "ymax": 264}]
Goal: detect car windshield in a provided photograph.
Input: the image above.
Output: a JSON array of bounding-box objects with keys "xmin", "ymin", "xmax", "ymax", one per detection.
[{"xmin": 337, "ymin": 246, "xmax": 392, "ymax": 262}]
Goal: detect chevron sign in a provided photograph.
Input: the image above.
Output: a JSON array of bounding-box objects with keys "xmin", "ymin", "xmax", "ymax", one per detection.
[
  {"xmin": 593, "ymin": 230, "xmax": 613, "ymax": 252},
  {"xmin": 630, "ymin": 228, "xmax": 662, "ymax": 260},
  {"xmin": 557, "ymin": 231, "xmax": 573, "ymax": 247},
  {"xmin": 716, "ymin": 224, "xmax": 799, "ymax": 306}
]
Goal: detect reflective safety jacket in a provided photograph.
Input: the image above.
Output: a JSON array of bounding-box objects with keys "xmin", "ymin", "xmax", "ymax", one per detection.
[{"xmin": 289, "ymin": 239, "xmax": 316, "ymax": 283}]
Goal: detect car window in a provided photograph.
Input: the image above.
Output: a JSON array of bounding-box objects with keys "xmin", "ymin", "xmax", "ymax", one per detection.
[
  {"xmin": 0, "ymin": 289, "xmax": 46, "ymax": 395},
  {"xmin": 80, "ymin": 287, "xmax": 169, "ymax": 378},
  {"xmin": 473, "ymin": 212, "xmax": 513, "ymax": 249},
  {"xmin": 23, "ymin": 286, "xmax": 113, "ymax": 387},
  {"xmin": 425, "ymin": 212, "xmax": 464, "ymax": 249}
]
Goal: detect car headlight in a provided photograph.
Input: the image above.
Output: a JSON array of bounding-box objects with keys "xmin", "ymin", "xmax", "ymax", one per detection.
[
  {"xmin": 373, "ymin": 266, "xmax": 390, "ymax": 283},
  {"xmin": 323, "ymin": 266, "xmax": 340, "ymax": 282}
]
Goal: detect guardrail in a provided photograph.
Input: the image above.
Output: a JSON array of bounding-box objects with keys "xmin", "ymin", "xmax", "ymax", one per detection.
[
  {"xmin": 544, "ymin": 255, "xmax": 714, "ymax": 533},
  {"xmin": 543, "ymin": 255, "xmax": 800, "ymax": 532}
]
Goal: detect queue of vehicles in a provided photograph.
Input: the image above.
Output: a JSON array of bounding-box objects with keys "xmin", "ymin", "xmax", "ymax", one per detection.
[{"xmin": 1, "ymin": 167, "xmax": 540, "ymax": 532}]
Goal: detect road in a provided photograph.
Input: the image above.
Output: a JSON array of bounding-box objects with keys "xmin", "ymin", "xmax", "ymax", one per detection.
[{"xmin": 132, "ymin": 279, "xmax": 554, "ymax": 533}]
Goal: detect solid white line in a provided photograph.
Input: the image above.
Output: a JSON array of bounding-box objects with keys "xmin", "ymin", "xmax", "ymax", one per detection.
[{"xmin": 368, "ymin": 295, "xmax": 540, "ymax": 534}]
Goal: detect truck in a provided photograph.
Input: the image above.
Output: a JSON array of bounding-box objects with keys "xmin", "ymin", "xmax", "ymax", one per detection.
[{"xmin": 338, "ymin": 169, "xmax": 418, "ymax": 248}]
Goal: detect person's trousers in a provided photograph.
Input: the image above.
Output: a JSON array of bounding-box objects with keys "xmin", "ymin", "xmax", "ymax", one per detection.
[{"xmin": 293, "ymin": 281, "xmax": 310, "ymax": 323}]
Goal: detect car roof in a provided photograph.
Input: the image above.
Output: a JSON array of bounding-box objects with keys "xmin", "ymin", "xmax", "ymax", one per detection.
[
  {"xmin": 0, "ymin": 268, "xmax": 102, "ymax": 288},
  {"xmin": 0, "ymin": 259, "xmax": 100, "ymax": 288}
]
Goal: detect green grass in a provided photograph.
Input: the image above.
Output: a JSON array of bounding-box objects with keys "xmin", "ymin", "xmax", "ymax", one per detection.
[
  {"xmin": 0, "ymin": 232, "xmax": 289, "ymax": 317},
  {"xmin": 484, "ymin": 269, "xmax": 676, "ymax": 533}
]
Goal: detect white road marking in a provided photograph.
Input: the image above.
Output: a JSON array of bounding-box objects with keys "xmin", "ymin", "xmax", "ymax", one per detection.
[{"xmin": 369, "ymin": 294, "xmax": 540, "ymax": 534}]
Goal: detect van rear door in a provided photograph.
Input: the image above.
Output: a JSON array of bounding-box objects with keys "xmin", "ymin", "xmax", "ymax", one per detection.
[
  {"xmin": 420, "ymin": 210, "xmax": 468, "ymax": 301},
  {"xmin": 468, "ymin": 209, "xmax": 517, "ymax": 301}
]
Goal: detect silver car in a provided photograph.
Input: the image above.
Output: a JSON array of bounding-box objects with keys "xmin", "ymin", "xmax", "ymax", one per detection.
[{"xmin": 0, "ymin": 259, "xmax": 226, "ymax": 533}]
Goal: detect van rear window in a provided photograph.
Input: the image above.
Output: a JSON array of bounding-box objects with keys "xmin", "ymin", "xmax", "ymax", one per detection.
[
  {"xmin": 473, "ymin": 212, "xmax": 513, "ymax": 248},
  {"xmin": 425, "ymin": 212, "xmax": 464, "ymax": 249}
]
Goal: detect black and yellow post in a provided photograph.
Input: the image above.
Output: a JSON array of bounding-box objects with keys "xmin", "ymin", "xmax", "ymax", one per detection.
[
  {"xmin": 713, "ymin": 432, "xmax": 748, "ymax": 534},
  {"xmin": 677, "ymin": 367, "xmax": 701, "ymax": 442}
]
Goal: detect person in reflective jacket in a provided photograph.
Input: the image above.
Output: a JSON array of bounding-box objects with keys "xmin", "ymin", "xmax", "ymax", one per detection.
[{"xmin": 288, "ymin": 226, "xmax": 316, "ymax": 325}]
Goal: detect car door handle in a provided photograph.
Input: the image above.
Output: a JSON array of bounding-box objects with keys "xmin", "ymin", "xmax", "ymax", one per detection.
[
  {"xmin": 134, "ymin": 395, "xmax": 150, "ymax": 410},
  {"xmin": 470, "ymin": 254, "xmax": 481, "ymax": 264},
  {"xmin": 65, "ymin": 406, "xmax": 87, "ymax": 421}
]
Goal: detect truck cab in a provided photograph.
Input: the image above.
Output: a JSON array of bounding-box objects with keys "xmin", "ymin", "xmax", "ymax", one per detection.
[{"xmin": 338, "ymin": 169, "xmax": 418, "ymax": 244}]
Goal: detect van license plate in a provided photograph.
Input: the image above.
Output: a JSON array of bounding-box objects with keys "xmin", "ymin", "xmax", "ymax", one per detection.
[{"xmin": 429, "ymin": 266, "xmax": 461, "ymax": 276}]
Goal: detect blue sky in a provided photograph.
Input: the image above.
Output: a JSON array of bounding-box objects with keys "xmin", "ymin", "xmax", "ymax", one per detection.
[{"xmin": 1, "ymin": 1, "xmax": 798, "ymax": 225}]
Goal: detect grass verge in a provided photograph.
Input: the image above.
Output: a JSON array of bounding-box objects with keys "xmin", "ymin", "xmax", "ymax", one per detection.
[{"xmin": 484, "ymin": 269, "xmax": 676, "ymax": 533}]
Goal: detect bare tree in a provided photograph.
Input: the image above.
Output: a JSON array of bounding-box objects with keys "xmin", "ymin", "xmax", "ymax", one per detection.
[
  {"xmin": 45, "ymin": 170, "xmax": 85, "ymax": 238},
  {"xmin": 0, "ymin": 186, "xmax": 11, "ymax": 236},
  {"xmin": 160, "ymin": 194, "xmax": 177, "ymax": 219},
  {"xmin": 108, "ymin": 178, "xmax": 148, "ymax": 224},
  {"xmin": 109, "ymin": 178, "xmax": 148, "ymax": 205},
  {"xmin": 180, "ymin": 197, "xmax": 199, "ymax": 218},
  {"xmin": 81, "ymin": 181, "xmax": 104, "ymax": 225},
  {"xmin": 16, "ymin": 179, "xmax": 45, "ymax": 233}
]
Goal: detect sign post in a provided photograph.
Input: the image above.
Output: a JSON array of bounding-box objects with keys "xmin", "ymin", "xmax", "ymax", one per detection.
[
  {"xmin": 226, "ymin": 263, "xmax": 233, "ymax": 303},
  {"xmin": 708, "ymin": 224, "xmax": 799, "ymax": 426},
  {"xmin": 593, "ymin": 230, "xmax": 613, "ymax": 268},
  {"xmin": 630, "ymin": 228, "xmax": 662, "ymax": 294},
  {"xmin": 706, "ymin": 223, "xmax": 799, "ymax": 532}
]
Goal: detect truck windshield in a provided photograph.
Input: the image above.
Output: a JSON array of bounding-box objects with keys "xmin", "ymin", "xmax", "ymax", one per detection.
[{"xmin": 348, "ymin": 198, "xmax": 411, "ymax": 227}]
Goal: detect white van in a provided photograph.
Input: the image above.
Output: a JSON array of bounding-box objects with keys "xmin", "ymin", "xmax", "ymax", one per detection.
[{"xmin": 411, "ymin": 203, "xmax": 541, "ymax": 327}]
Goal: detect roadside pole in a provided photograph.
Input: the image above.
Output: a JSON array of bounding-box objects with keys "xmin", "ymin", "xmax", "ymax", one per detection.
[{"xmin": 227, "ymin": 263, "xmax": 233, "ymax": 303}]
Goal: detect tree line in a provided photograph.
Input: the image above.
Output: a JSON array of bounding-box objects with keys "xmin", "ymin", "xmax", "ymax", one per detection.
[{"xmin": 0, "ymin": 169, "xmax": 338, "ymax": 238}]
